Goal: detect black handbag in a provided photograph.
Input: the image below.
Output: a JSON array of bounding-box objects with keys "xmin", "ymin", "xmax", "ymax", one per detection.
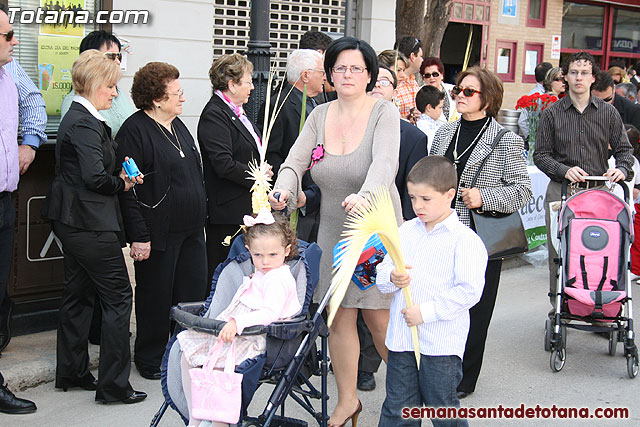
[{"xmin": 468, "ymin": 128, "xmax": 529, "ymax": 260}]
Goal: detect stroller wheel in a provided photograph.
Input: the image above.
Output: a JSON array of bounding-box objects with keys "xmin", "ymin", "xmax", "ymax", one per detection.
[
  {"xmin": 608, "ymin": 331, "xmax": 618, "ymax": 356},
  {"xmin": 550, "ymin": 348, "xmax": 566, "ymax": 372},
  {"xmin": 627, "ymin": 353, "xmax": 639, "ymax": 378},
  {"xmin": 544, "ymin": 319, "xmax": 552, "ymax": 352}
]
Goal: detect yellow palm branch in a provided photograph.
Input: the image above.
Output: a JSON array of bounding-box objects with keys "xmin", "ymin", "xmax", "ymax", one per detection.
[{"xmin": 328, "ymin": 186, "xmax": 421, "ymax": 367}]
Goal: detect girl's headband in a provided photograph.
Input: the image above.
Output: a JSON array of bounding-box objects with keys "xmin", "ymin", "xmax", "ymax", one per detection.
[{"xmin": 243, "ymin": 208, "xmax": 275, "ymax": 227}]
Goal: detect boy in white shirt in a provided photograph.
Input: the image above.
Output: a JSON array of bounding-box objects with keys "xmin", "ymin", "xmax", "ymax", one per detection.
[
  {"xmin": 416, "ymin": 85, "xmax": 446, "ymax": 153},
  {"xmin": 377, "ymin": 156, "xmax": 487, "ymax": 427}
]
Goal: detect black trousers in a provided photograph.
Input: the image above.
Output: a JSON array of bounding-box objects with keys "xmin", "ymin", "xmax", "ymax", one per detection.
[
  {"xmin": 458, "ymin": 258, "xmax": 502, "ymax": 393},
  {"xmin": 0, "ymin": 193, "xmax": 15, "ymax": 325},
  {"xmin": 357, "ymin": 309, "xmax": 382, "ymax": 373},
  {"xmin": 205, "ymin": 223, "xmax": 239, "ymax": 285},
  {"xmin": 52, "ymin": 221, "xmax": 133, "ymax": 402},
  {"xmin": 134, "ymin": 228, "xmax": 207, "ymax": 369}
]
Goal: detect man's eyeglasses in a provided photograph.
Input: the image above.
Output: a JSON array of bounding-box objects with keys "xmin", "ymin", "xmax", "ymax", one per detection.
[
  {"xmin": 167, "ymin": 88, "xmax": 184, "ymax": 97},
  {"xmin": 104, "ymin": 52, "xmax": 123, "ymax": 62},
  {"xmin": 375, "ymin": 79, "xmax": 393, "ymax": 87},
  {"xmin": 308, "ymin": 68, "xmax": 326, "ymax": 75},
  {"xmin": 423, "ymin": 72, "xmax": 440, "ymax": 79},
  {"xmin": 332, "ymin": 65, "xmax": 367, "ymax": 74},
  {"xmin": 567, "ymin": 70, "xmax": 592, "ymax": 77},
  {"xmin": 451, "ymin": 86, "xmax": 482, "ymax": 97},
  {"xmin": 0, "ymin": 31, "xmax": 14, "ymax": 41}
]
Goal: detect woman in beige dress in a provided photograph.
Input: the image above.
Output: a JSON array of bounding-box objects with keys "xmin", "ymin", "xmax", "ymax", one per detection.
[{"xmin": 269, "ymin": 37, "xmax": 401, "ymax": 427}]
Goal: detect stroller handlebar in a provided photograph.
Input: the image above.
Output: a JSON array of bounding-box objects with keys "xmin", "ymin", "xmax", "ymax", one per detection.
[{"xmin": 561, "ymin": 177, "xmax": 630, "ymax": 204}]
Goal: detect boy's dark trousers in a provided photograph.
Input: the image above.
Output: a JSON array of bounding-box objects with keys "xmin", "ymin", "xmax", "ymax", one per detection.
[{"xmin": 379, "ymin": 351, "xmax": 468, "ymax": 427}]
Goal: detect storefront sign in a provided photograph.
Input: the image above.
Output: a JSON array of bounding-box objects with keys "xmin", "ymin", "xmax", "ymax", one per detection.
[
  {"xmin": 551, "ymin": 35, "xmax": 561, "ymax": 59},
  {"xmin": 502, "ymin": 0, "xmax": 517, "ymax": 18},
  {"xmin": 36, "ymin": 0, "xmax": 85, "ymax": 116}
]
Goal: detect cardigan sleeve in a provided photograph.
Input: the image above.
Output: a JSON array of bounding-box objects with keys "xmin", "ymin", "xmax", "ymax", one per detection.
[
  {"xmin": 274, "ymin": 104, "xmax": 324, "ymax": 212},
  {"xmin": 116, "ymin": 117, "xmax": 150, "ymax": 243},
  {"xmin": 357, "ymin": 101, "xmax": 401, "ymax": 198}
]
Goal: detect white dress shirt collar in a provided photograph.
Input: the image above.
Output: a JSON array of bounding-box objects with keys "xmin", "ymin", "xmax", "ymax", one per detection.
[{"xmin": 73, "ymin": 95, "xmax": 107, "ymax": 122}]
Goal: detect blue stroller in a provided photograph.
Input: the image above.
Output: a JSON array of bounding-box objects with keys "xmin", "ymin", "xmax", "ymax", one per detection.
[{"xmin": 150, "ymin": 235, "xmax": 328, "ymax": 426}]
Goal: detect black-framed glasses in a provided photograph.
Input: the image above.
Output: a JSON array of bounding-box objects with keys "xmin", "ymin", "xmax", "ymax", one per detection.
[
  {"xmin": 412, "ymin": 38, "xmax": 420, "ymax": 52},
  {"xmin": 375, "ymin": 79, "xmax": 393, "ymax": 87},
  {"xmin": 423, "ymin": 72, "xmax": 440, "ymax": 79},
  {"xmin": 332, "ymin": 65, "xmax": 367, "ymax": 74},
  {"xmin": 104, "ymin": 52, "xmax": 123, "ymax": 62},
  {"xmin": 554, "ymin": 77, "xmax": 565, "ymax": 82},
  {"xmin": 0, "ymin": 30, "xmax": 14, "ymax": 41},
  {"xmin": 451, "ymin": 86, "xmax": 482, "ymax": 97}
]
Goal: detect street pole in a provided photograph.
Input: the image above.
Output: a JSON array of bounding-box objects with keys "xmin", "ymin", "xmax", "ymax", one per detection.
[{"xmin": 245, "ymin": 0, "xmax": 271, "ymax": 125}]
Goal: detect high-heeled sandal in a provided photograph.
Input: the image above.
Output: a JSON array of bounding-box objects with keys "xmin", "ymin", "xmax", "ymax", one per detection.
[{"xmin": 328, "ymin": 400, "xmax": 362, "ymax": 427}]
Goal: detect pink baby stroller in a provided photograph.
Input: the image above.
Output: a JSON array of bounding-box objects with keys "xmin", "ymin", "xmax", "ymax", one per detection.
[{"xmin": 544, "ymin": 177, "xmax": 639, "ymax": 378}]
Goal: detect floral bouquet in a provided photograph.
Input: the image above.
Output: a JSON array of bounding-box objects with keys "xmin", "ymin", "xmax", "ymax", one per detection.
[{"xmin": 515, "ymin": 93, "xmax": 558, "ymax": 164}]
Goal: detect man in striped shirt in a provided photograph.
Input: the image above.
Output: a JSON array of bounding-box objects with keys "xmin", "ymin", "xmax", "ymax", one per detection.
[
  {"xmin": 377, "ymin": 156, "xmax": 487, "ymax": 427},
  {"xmin": 534, "ymin": 51, "xmax": 634, "ymax": 312}
]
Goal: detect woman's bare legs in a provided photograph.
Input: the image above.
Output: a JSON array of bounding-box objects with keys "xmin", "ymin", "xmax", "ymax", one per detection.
[
  {"xmin": 327, "ymin": 307, "xmax": 361, "ymax": 425},
  {"xmin": 361, "ymin": 308, "xmax": 390, "ymax": 364}
]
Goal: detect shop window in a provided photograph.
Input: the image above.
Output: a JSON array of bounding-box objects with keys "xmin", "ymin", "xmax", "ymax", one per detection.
[
  {"xmin": 610, "ymin": 8, "xmax": 640, "ymax": 54},
  {"xmin": 496, "ymin": 40, "xmax": 517, "ymax": 83},
  {"xmin": 526, "ymin": 0, "xmax": 546, "ymax": 28},
  {"xmin": 10, "ymin": 0, "xmax": 100, "ymax": 136},
  {"xmin": 561, "ymin": 2, "xmax": 605, "ymax": 52},
  {"xmin": 522, "ymin": 43, "xmax": 544, "ymax": 84}
]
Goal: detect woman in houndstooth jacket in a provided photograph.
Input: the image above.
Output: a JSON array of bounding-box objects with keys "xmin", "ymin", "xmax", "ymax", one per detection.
[{"xmin": 430, "ymin": 66, "xmax": 532, "ymax": 398}]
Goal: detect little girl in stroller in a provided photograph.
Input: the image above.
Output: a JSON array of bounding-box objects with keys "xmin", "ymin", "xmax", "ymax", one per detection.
[{"xmin": 177, "ymin": 208, "xmax": 302, "ymax": 426}]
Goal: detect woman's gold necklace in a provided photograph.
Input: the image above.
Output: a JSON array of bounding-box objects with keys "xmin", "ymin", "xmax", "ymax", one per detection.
[
  {"xmin": 338, "ymin": 99, "xmax": 368, "ymax": 145},
  {"xmin": 154, "ymin": 119, "xmax": 185, "ymax": 158}
]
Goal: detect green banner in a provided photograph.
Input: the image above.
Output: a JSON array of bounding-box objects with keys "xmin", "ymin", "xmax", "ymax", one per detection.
[
  {"xmin": 37, "ymin": 36, "xmax": 80, "ymax": 115},
  {"xmin": 526, "ymin": 225, "xmax": 547, "ymax": 250}
]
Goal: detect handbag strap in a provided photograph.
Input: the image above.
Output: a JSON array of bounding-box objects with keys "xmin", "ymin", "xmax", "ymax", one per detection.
[
  {"xmin": 201, "ymin": 339, "xmax": 237, "ymax": 374},
  {"xmin": 469, "ymin": 128, "xmax": 510, "ymax": 188}
]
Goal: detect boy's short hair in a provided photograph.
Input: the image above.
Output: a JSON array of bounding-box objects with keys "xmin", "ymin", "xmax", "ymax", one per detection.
[
  {"xmin": 407, "ymin": 156, "xmax": 457, "ymax": 194},
  {"xmin": 415, "ymin": 85, "xmax": 445, "ymax": 113}
]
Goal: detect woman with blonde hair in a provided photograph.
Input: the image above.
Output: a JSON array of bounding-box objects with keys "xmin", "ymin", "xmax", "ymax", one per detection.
[{"xmin": 43, "ymin": 49, "xmax": 146, "ymax": 404}]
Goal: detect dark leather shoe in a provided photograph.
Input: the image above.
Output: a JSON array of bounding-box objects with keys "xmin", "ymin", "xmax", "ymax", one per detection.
[
  {"xmin": 0, "ymin": 383, "xmax": 37, "ymax": 414},
  {"xmin": 457, "ymin": 390, "xmax": 473, "ymax": 399},
  {"xmin": 121, "ymin": 390, "xmax": 147, "ymax": 404},
  {"xmin": 356, "ymin": 371, "xmax": 376, "ymax": 391},
  {"xmin": 0, "ymin": 300, "xmax": 13, "ymax": 353},
  {"xmin": 96, "ymin": 389, "xmax": 147, "ymax": 404},
  {"xmin": 136, "ymin": 364, "xmax": 161, "ymax": 380}
]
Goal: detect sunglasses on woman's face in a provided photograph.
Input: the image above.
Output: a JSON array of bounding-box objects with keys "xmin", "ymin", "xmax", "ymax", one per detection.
[
  {"xmin": 423, "ymin": 72, "xmax": 440, "ymax": 79},
  {"xmin": 554, "ymin": 77, "xmax": 564, "ymax": 82},
  {"xmin": 104, "ymin": 52, "xmax": 123, "ymax": 62},
  {"xmin": 1, "ymin": 30, "xmax": 14, "ymax": 41},
  {"xmin": 451, "ymin": 86, "xmax": 482, "ymax": 97}
]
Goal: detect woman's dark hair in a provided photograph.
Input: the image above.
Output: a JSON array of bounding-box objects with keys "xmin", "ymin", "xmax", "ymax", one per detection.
[
  {"xmin": 455, "ymin": 66, "xmax": 504, "ymax": 118},
  {"xmin": 625, "ymin": 124, "xmax": 640, "ymax": 161},
  {"xmin": 131, "ymin": 62, "xmax": 180, "ymax": 110},
  {"xmin": 79, "ymin": 30, "xmax": 121, "ymax": 53},
  {"xmin": 421, "ymin": 57, "xmax": 444, "ymax": 76},
  {"xmin": 243, "ymin": 212, "xmax": 298, "ymax": 262},
  {"xmin": 378, "ymin": 64, "xmax": 398, "ymax": 88},
  {"xmin": 324, "ymin": 37, "xmax": 379, "ymax": 92}
]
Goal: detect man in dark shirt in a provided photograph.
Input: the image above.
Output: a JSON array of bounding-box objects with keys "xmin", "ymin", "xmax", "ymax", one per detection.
[
  {"xmin": 534, "ymin": 51, "xmax": 634, "ymax": 312},
  {"xmin": 592, "ymin": 71, "xmax": 640, "ymax": 130}
]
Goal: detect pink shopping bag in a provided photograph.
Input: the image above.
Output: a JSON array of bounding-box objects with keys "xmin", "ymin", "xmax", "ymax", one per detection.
[{"xmin": 189, "ymin": 339, "xmax": 243, "ymax": 423}]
